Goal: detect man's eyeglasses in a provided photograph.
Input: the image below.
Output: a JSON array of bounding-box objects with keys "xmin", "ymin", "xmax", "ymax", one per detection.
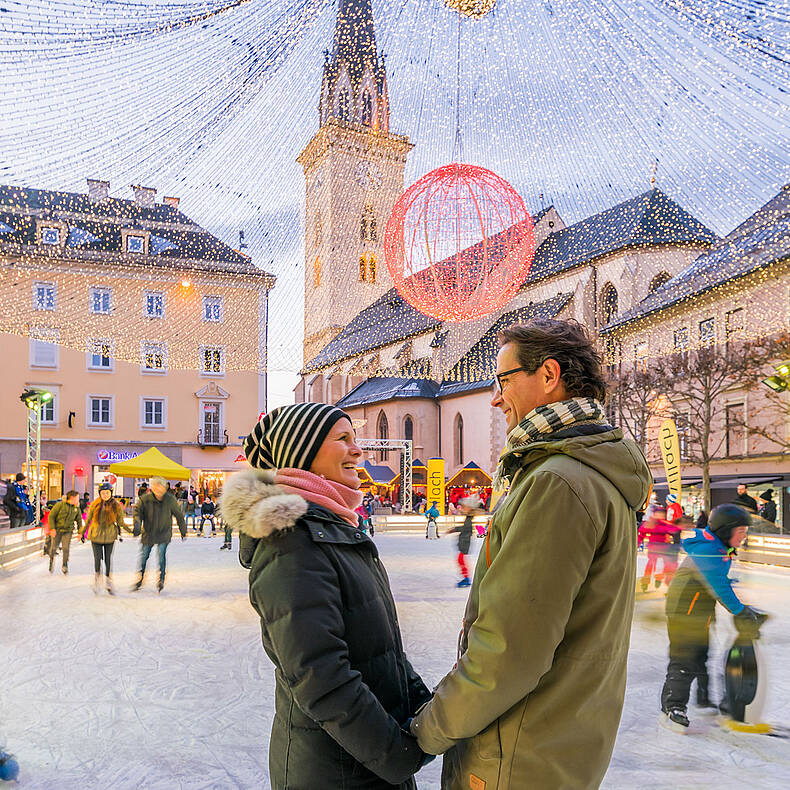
[{"xmin": 494, "ymin": 365, "xmax": 530, "ymax": 394}]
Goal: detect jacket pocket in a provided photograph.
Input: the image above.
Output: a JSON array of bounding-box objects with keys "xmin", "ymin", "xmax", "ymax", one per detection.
[{"xmin": 475, "ymin": 719, "xmax": 502, "ymax": 760}]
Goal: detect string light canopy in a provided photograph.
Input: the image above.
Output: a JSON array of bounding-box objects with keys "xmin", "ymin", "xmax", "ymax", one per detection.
[
  {"xmin": 445, "ymin": 0, "xmax": 496, "ymax": 20},
  {"xmin": 384, "ymin": 163, "xmax": 536, "ymax": 321}
]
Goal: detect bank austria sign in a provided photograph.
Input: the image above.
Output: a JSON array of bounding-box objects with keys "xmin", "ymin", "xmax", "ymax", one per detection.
[{"xmin": 96, "ymin": 449, "xmax": 141, "ymax": 463}]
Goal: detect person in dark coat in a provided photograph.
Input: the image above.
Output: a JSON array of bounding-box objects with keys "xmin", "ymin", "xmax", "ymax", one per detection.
[
  {"xmin": 132, "ymin": 476, "xmax": 186, "ymax": 592},
  {"xmin": 734, "ymin": 483, "xmax": 758, "ymax": 513},
  {"xmin": 758, "ymin": 489, "xmax": 777, "ymax": 525},
  {"xmin": 222, "ymin": 403, "xmax": 432, "ymax": 789},
  {"xmin": 3, "ymin": 473, "xmax": 29, "ymax": 530}
]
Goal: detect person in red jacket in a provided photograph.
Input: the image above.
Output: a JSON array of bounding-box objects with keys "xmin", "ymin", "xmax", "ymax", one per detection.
[{"xmin": 638, "ymin": 505, "xmax": 681, "ymax": 592}]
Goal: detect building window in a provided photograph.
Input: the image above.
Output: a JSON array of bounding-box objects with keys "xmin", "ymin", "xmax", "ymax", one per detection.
[
  {"xmin": 127, "ymin": 234, "xmax": 145, "ymax": 253},
  {"xmin": 377, "ymin": 410, "xmax": 388, "ymax": 461},
  {"xmin": 29, "ymin": 329, "xmax": 59, "ymax": 369},
  {"xmin": 202, "ymin": 296, "xmax": 223, "ymax": 322},
  {"xmin": 361, "ymin": 91, "xmax": 373, "ymax": 125},
  {"xmin": 454, "ymin": 413, "xmax": 464, "ymax": 467},
  {"xmin": 634, "ymin": 341, "xmax": 648, "ymax": 373},
  {"xmin": 699, "ymin": 317, "xmax": 715, "ymax": 346},
  {"xmin": 201, "ymin": 345, "xmax": 225, "ymax": 376},
  {"xmin": 600, "ymin": 282, "xmax": 618, "ymax": 325},
  {"xmin": 368, "ymin": 254, "xmax": 377, "ymax": 283},
  {"xmin": 90, "ymin": 286, "xmax": 112, "ymax": 314},
  {"xmin": 141, "ymin": 341, "xmax": 167, "ymax": 373},
  {"xmin": 673, "ymin": 326, "xmax": 689, "ymax": 352},
  {"xmin": 604, "ymin": 337, "xmax": 621, "ymax": 373},
  {"xmin": 404, "ymin": 415, "xmax": 414, "ymax": 442},
  {"xmin": 142, "ymin": 398, "xmax": 166, "ymax": 428},
  {"xmin": 88, "ymin": 396, "xmax": 113, "ymax": 427},
  {"xmin": 338, "ymin": 88, "xmax": 350, "ymax": 121},
  {"xmin": 40, "ymin": 396, "xmax": 56, "ymax": 425},
  {"xmin": 359, "ymin": 256, "xmax": 367, "ymax": 282},
  {"xmin": 88, "ymin": 339, "xmax": 113, "ymax": 371},
  {"xmin": 360, "ymin": 205, "xmax": 377, "ymax": 242},
  {"xmin": 41, "ymin": 226, "xmax": 60, "ymax": 245},
  {"xmin": 726, "ymin": 308, "xmax": 744, "ymax": 341},
  {"xmin": 725, "ymin": 402, "xmax": 745, "ymax": 457},
  {"xmin": 648, "ymin": 271, "xmax": 671, "ymax": 294},
  {"xmin": 33, "ymin": 282, "xmax": 56, "ymax": 311},
  {"xmin": 144, "ymin": 290, "xmax": 165, "ymax": 319},
  {"xmin": 314, "ymin": 256, "xmax": 321, "ymax": 288}
]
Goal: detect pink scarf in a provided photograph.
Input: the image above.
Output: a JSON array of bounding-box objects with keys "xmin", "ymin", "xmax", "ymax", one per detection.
[{"xmin": 274, "ymin": 468, "xmax": 363, "ymax": 527}]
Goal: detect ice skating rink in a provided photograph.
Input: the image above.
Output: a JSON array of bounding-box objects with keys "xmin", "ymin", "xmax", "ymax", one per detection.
[{"xmin": 2, "ymin": 533, "xmax": 789, "ymax": 789}]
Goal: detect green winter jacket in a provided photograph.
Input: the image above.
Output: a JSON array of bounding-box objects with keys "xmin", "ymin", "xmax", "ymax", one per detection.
[
  {"xmin": 411, "ymin": 426, "xmax": 652, "ymax": 790},
  {"xmin": 49, "ymin": 501, "xmax": 83, "ymax": 534}
]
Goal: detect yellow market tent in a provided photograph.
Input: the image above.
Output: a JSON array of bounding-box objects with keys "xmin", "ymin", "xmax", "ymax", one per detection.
[{"xmin": 108, "ymin": 447, "xmax": 191, "ymax": 481}]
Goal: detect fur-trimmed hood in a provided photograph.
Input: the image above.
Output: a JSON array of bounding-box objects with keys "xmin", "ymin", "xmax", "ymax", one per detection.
[{"xmin": 220, "ymin": 468, "xmax": 308, "ymax": 538}]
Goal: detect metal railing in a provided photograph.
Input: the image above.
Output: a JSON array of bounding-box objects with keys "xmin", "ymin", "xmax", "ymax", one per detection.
[{"xmin": 197, "ymin": 428, "xmax": 228, "ymax": 448}]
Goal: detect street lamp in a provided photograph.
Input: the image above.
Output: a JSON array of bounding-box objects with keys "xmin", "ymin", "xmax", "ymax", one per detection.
[
  {"xmin": 761, "ymin": 361, "xmax": 790, "ymax": 394},
  {"xmin": 20, "ymin": 387, "xmax": 52, "ymax": 525}
]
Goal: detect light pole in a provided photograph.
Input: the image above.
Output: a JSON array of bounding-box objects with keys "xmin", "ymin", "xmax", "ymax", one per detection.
[{"xmin": 20, "ymin": 388, "xmax": 52, "ymax": 525}]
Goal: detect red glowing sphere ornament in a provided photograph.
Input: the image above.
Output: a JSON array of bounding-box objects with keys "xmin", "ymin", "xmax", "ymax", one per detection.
[{"xmin": 384, "ymin": 163, "xmax": 536, "ymax": 322}]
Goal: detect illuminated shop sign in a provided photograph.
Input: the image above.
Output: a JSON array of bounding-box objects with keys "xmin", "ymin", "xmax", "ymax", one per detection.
[{"xmin": 96, "ymin": 449, "xmax": 140, "ymax": 463}]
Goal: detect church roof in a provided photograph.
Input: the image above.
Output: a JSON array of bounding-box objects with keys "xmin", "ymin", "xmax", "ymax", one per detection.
[
  {"xmin": 303, "ymin": 189, "xmax": 713, "ymax": 373},
  {"xmin": 601, "ymin": 186, "xmax": 790, "ymax": 333},
  {"xmin": 524, "ymin": 188, "xmax": 717, "ymax": 284},
  {"xmin": 337, "ymin": 376, "xmax": 440, "ymax": 409},
  {"xmin": 0, "ymin": 184, "xmax": 270, "ymax": 278},
  {"xmin": 438, "ymin": 292, "xmax": 574, "ymax": 397}
]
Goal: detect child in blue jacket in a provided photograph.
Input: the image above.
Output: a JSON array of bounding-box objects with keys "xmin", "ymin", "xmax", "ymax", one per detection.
[{"xmin": 660, "ymin": 504, "xmax": 763, "ymax": 729}]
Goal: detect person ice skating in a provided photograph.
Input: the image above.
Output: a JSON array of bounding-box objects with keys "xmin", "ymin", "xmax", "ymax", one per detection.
[
  {"xmin": 425, "ymin": 501, "xmax": 440, "ymax": 539},
  {"xmin": 446, "ymin": 499, "xmax": 474, "ymax": 587},
  {"xmin": 637, "ymin": 505, "xmax": 681, "ymax": 591},
  {"xmin": 222, "ymin": 403, "xmax": 433, "ymax": 789},
  {"xmin": 410, "ymin": 319, "xmax": 652, "ymax": 790},
  {"xmin": 48, "ymin": 490, "xmax": 83, "ymax": 574},
  {"xmin": 84, "ymin": 483, "xmax": 125, "ymax": 594},
  {"xmin": 132, "ymin": 477, "xmax": 186, "ymax": 593},
  {"xmin": 660, "ymin": 503, "xmax": 765, "ymax": 730},
  {"xmin": 199, "ymin": 495, "xmax": 217, "ymax": 537}
]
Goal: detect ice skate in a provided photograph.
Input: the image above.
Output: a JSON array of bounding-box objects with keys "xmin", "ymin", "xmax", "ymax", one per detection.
[
  {"xmin": 660, "ymin": 708, "xmax": 689, "ymax": 732},
  {"xmin": 93, "ymin": 572, "xmax": 101, "ymax": 595},
  {"xmin": 131, "ymin": 574, "xmax": 144, "ymax": 592},
  {"xmin": 157, "ymin": 577, "xmax": 165, "ymax": 593},
  {"xmin": 62, "ymin": 565, "xmax": 68, "ymax": 575},
  {"xmin": 105, "ymin": 577, "xmax": 114, "ymax": 596},
  {"xmin": 457, "ymin": 577, "xmax": 471, "ymax": 588}
]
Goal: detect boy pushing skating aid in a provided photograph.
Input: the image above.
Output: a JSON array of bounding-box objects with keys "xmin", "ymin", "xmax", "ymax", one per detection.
[{"xmin": 660, "ymin": 504, "xmax": 766, "ymax": 731}]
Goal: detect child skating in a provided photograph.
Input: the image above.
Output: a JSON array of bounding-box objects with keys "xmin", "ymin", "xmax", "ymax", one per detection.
[{"xmin": 446, "ymin": 499, "xmax": 474, "ymax": 587}]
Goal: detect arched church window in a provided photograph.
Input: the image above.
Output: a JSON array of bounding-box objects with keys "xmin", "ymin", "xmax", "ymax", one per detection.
[
  {"xmin": 404, "ymin": 415, "xmax": 414, "ymax": 442},
  {"xmin": 454, "ymin": 414, "xmax": 464, "ymax": 467},
  {"xmin": 359, "ymin": 255, "xmax": 367, "ymax": 282},
  {"xmin": 313, "ymin": 256, "xmax": 321, "ymax": 288},
  {"xmin": 648, "ymin": 271, "xmax": 671, "ymax": 294},
  {"xmin": 338, "ymin": 88, "xmax": 350, "ymax": 122},
  {"xmin": 377, "ymin": 410, "xmax": 389, "ymax": 461},
  {"xmin": 361, "ymin": 91, "xmax": 373, "ymax": 125},
  {"xmin": 361, "ymin": 205, "xmax": 377, "ymax": 242},
  {"xmin": 368, "ymin": 254, "xmax": 377, "ymax": 283},
  {"xmin": 600, "ymin": 282, "xmax": 618, "ymax": 325}
]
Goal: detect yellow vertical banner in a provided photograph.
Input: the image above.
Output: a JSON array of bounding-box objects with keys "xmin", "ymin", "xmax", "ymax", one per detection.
[
  {"xmin": 658, "ymin": 419, "xmax": 682, "ymax": 505},
  {"xmin": 427, "ymin": 457, "xmax": 446, "ymax": 515}
]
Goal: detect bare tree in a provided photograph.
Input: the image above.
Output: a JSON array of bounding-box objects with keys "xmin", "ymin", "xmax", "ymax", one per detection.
[{"xmin": 654, "ymin": 339, "xmax": 769, "ymax": 511}]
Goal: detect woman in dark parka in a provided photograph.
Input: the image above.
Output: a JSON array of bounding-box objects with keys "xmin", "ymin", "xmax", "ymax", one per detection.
[{"xmin": 221, "ymin": 403, "xmax": 432, "ymax": 789}]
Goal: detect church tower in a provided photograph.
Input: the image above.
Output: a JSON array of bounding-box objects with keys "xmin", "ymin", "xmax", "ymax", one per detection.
[{"xmin": 298, "ymin": 0, "xmax": 413, "ymax": 365}]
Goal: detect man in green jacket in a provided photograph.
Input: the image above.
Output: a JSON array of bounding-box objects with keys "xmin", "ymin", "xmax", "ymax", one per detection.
[
  {"xmin": 411, "ymin": 319, "xmax": 652, "ymax": 790},
  {"xmin": 132, "ymin": 476, "xmax": 187, "ymax": 593},
  {"xmin": 48, "ymin": 490, "xmax": 83, "ymax": 575}
]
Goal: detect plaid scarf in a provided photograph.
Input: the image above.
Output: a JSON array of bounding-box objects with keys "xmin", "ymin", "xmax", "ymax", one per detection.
[{"xmin": 492, "ymin": 397, "xmax": 607, "ymax": 489}]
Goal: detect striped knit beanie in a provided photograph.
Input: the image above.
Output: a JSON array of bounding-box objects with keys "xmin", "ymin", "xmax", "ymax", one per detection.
[{"xmin": 243, "ymin": 403, "xmax": 351, "ymax": 471}]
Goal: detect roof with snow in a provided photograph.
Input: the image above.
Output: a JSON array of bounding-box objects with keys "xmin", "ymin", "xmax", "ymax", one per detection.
[
  {"xmin": 601, "ymin": 186, "xmax": 790, "ymax": 333},
  {"xmin": 0, "ymin": 184, "xmax": 272, "ymax": 278}
]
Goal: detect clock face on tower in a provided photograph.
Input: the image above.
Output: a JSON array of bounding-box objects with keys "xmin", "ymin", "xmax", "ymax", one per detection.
[{"xmin": 354, "ymin": 160, "xmax": 383, "ymax": 190}]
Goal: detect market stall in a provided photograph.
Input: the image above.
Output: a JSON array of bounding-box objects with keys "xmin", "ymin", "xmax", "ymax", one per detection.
[{"xmin": 446, "ymin": 462, "xmax": 492, "ymax": 511}]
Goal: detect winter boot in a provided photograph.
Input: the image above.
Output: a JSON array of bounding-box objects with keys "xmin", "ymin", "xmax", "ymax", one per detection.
[
  {"xmin": 105, "ymin": 576, "xmax": 114, "ymax": 596},
  {"xmin": 93, "ymin": 572, "xmax": 101, "ymax": 594},
  {"xmin": 660, "ymin": 708, "xmax": 690, "ymax": 732},
  {"xmin": 131, "ymin": 573, "xmax": 144, "ymax": 592}
]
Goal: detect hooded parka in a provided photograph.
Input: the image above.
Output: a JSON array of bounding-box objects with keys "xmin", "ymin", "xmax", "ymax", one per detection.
[
  {"xmin": 411, "ymin": 425, "xmax": 652, "ymax": 790},
  {"xmin": 221, "ymin": 469, "xmax": 431, "ymax": 790}
]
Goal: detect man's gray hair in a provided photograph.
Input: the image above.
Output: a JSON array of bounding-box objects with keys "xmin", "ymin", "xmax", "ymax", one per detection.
[{"xmin": 150, "ymin": 476, "xmax": 167, "ymax": 488}]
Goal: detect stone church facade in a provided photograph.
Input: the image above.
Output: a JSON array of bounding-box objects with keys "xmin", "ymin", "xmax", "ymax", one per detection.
[{"xmin": 295, "ymin": 0, "xmax": 725, "ymax": 477}]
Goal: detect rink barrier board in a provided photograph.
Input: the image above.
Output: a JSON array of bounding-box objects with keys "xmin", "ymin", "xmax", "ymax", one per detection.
[
  {"xmin": 371, "ymin": 514, "xmax": 489, "ymax": 532},
  {"xmin": 0, "ymin": 525, "xmax": 44, "ymax": 571},
  {"xmin": 739, "ymin": 535, "xmax": 790, "ymax": 569}
]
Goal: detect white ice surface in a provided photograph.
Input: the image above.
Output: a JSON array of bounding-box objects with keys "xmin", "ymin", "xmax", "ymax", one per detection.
[{"xmin": 2, "ymin": 533, "xmax": 789, "ymax": 789}]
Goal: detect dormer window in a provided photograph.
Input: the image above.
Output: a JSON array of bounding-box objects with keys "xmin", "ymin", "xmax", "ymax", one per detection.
[
  {"xmin": 127, "ymin": 234, "xmax": 145, "ymax": 253},
  {"xmin": 41, "ymin": 226, "xmax": 60, "ymax": 245}
]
